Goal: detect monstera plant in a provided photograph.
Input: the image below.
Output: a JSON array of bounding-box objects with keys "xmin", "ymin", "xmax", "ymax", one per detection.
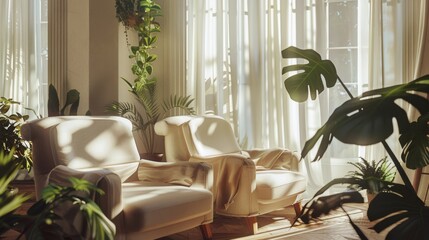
[{"xmin": 282, "ymin": 46, "xmax": 429, "ymax": 240}]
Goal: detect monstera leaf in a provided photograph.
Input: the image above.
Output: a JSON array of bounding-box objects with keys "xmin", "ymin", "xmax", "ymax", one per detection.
[
  {"xmin": 281, "ymin": 46, "xmax": 338, "ymax": 102},
  {"xmin": 368, "ymin": 184, "xmax": 429, "ymax": 240},
  {"xmin": 301, "ymin": 76, "xmax": 429, "ymax": 162},
  {"xmin": 399, "ymin": 113, "xmax": 429, "ymax": 169}
]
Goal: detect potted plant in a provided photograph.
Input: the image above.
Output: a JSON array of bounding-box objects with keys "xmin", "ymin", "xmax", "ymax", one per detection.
[
  {"xmin": 310, "ymin": 157, "xmax": 395, "ymax": 204},
  {"xmin": 0, "ymin": 97, "xmax": 32, "ymax": 172},
  {"xmin": 347, "ymin": 157, "xmax": 395, "ymax": 201},
  {"xmin": 111, "ymin": 0, "xmax": 195, "ymax": 157},
  {"xmin": 282, "ymin": 46, "xmax": 429, "ymax": 239}
]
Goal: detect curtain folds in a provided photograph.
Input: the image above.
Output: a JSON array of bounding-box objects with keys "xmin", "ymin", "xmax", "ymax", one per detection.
[
  {"xmin": 0, "ymin": 0, "xmax": 47, "ymax": 117},
  {"xmin": 184, "ymin": 0, "xmax": 428, "ymax": 195}
]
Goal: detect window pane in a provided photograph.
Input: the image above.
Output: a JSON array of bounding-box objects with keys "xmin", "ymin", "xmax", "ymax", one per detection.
[
  {"xmin": 328, "ymin": 49, "xmax": 358, "ymax": 112},
  {"xmin": 328, "ymin": 0, "xmax": 358, "ymax": 47}
]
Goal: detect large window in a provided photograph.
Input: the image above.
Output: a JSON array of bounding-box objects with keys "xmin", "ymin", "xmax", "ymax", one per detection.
[
  {"xmin": 0, "ymin": 0, "xmax": 48, "ymax": 117},
  {"xmin": 324, "ymin": 0, "xmax": 370, "ymax": 179}
]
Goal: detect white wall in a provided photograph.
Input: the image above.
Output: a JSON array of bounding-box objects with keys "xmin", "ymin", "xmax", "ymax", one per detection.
[
  {"xmin": 67, "ymin": 1, "xmax": 89, "ymax": 114},
  {"xmin": 67, "ymin": 0, "xmax": 118, "ymax": 115}
]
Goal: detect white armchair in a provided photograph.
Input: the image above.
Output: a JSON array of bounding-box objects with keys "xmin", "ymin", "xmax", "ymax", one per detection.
[
  {"xmin": 21, "ymin": 116, "xmax": 213, "ymax": 240},
  {"xmin": 155, "ymin": 115, "xmax": 307, "ymax": 234}
]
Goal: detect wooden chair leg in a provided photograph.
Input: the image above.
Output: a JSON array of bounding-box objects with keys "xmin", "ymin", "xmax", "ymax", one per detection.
[
  {"xmin": 200, "ymin": 223, "xmax": 213, "ymax": 240},
  {"xmin": 244, "ymin": 216, "xmax": 258, "ymax": 235},
  {"xmin": 293, "ymin": 202, "xmax": 302, "ymax": 217}
]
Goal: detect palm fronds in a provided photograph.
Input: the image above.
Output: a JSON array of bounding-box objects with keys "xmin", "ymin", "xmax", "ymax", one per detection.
[{"xmin": 162, "ymin": 95, "xmax": 195, "ymax": 117}]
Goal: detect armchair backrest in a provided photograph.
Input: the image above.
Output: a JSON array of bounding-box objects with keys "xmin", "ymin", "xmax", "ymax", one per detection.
[
  {"xmin": 184, "ymin": 115, "xmax": 242, "ymax": 157},
  {"xmin": 155, "ymin": 115, "xmax": 242, "ymax": 160},
  {"xmin": 21, "ymin": 116, "xmax": 140, "ymax": 198},
  {"xmin": 52, "ymin": 117, "xmax": 140, "ymax": 168}
]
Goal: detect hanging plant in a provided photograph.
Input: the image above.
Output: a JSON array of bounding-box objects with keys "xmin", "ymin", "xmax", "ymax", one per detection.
[
  {"xmin": 115, "ymin": 0, "xmax": 143, "ymax": 28},
  {"xmin": 111, "ymin": 0, "xmax": 195, "ymax": 155}
]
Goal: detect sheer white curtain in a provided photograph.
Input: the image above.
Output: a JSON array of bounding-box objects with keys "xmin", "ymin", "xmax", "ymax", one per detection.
[
  {"xmin": 186, "ymin": 0, "xmax": 330, "ymax": 193},
  {"xmin": 185, "ymin": 0, "xmax": 428, "ymax": 194},
  {"xmin": 367, "ymin": 0, "xmax": 428, "ymax": 186},
  {"xmin": 186, "ymin": 0, "xmax": 324, "ymax": 148},
  {"xmin": 0, "ymin": 0, "xmax": 48, "ymax": 116}
]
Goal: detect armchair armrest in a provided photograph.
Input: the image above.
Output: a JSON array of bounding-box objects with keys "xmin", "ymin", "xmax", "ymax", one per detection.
[
  {"xmin": 244, "ymin": 148, "xmax": 301, "ymax": 171},
  {"xmin": 137, "ymin": 159, "xmax": 213, "ymax": 190},
  {"xmin": 189, "ymin": 154, "xmax": 256, "ymax": 211},
  {"xmin": 48, "ymin": 165, "xmax": 123, "ymax": 219}
]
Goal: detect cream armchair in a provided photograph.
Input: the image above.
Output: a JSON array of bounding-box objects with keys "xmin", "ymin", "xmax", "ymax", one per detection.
[
  {"xmin": 21, "ymin": 116, "xmax": 213, "ymax": 240},
  {"xmin": 155, "ymin": 115, "xmax": 307, "ymax": 234}
]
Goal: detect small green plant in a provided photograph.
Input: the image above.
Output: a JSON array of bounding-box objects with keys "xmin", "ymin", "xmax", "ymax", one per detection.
[
  {"xmin": 48, "ymin": 84, "xmax": 80, "ymax": 116},
  {"xmin": 346, "ymin": 157, "xmax": 395, "ymax": 194},
  {"xmin": 0, "ymin": 150, "xmax": 31, "ymax": 235},
  {"xmin": 17, "ymin": 177, "xmax": 115, "ymax": 240},
  {"xmin": 0, "ymin": 152, "xmax": 115, "ymax": 240},
  {"xmin": 0, "ymin": 97, "xmax": 32, "ymax": 171},
  {"xmin": 48, "ymin": 84, "xmax": 91, "ymax": 116}
]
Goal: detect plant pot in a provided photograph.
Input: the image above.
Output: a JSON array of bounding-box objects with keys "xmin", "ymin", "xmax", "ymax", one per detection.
[{"xmin": 140, "ymin": 153, "xmax": 164, "ymax": 162}]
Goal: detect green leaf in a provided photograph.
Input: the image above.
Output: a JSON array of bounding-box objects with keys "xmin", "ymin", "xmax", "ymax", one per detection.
[
  {"xmin": 146, "ymin": 54, "xmax": 157, "ymax": 62},
  {"xmin": 146, "ymin": 65, "xmax": 153, "ymax": 75},
  {"xmin": 301, "ymin": 76, "xmax": 429, "ymax": 161},
  {"xmin": 69, "ymin": 97, "xmax": 80, "ymax": 116},
  {"xmin": 368, "ymin": 184, "xmax": 429, "ymax": 240},
  {"xmin": 131, "ymin": 46, "xmax": 139, "ymax": 55},
  {"xmin": 60, "ymin": 89, "xmax": 80, "ymax": 116},
  {"xmin": 41, "ymin": 184, "xmax": 64, "ymax": 203},
  {"xmin": 48, "ymin": 84, "xmax": 60, "ymax": 116},
  {"xmin": 69, "ymin": 177, "xmax": 104, "ymax": 195},
  {"xmin": 27, "ymin": 199, "xmax": 48, "ymax": 216},
  {"xmin": 162, "ymin": 95, "xmax": 195, "ymax": 117},
  {"xmin": 281, "ymin": 46, "xmax": 338, "ymax": 102},
  {"xmin": 399, "ymin": 113, "xmax": 429, "ymax": 169}
]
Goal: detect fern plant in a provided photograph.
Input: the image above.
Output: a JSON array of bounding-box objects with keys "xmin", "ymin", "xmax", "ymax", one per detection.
[
  {"xmin": 347, "ymin": 157, "xmax": 395, "ymax": 194},
  {"xmin": 112, "ymin": 0, "xmax": 195, "ymax": 154}
]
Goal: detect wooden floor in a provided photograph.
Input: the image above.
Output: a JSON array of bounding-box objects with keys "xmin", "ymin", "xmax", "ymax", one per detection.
[
  {"xmin": 7, "ymin": 181, "xmax": 385, "ymax": 240},
  {"xmin": 162, "ymin": 203, "xmax": 383, "ymax": 240}
]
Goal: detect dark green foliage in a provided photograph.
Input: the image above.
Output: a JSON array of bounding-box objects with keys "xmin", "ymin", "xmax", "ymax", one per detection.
[
  {"xmin": 368, "ymin": 184, "xmax": 429, "ymax": 240},
  {"xmin": 48, "ymin": 84, "xmax": 80, "ymax": 116},
  {"xmin": 18, "ymin": 177, "xmax": 115, "ymax": 240},
  {"xmin": 0, "ymin": 150, "xmax": 31, "ymax": 235},
  {"xmin": 0, "ymin": 97, "xmax": 32, "ymax": 171}
]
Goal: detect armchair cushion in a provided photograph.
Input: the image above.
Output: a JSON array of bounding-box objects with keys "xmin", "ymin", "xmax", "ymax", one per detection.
[
  {"xmin": 120, "ymin": 182, "xmax": 212, "ymax": 234},
  {"xmin": 255, "ymin": 170, "xmax": 306, "ymax": 203}
]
